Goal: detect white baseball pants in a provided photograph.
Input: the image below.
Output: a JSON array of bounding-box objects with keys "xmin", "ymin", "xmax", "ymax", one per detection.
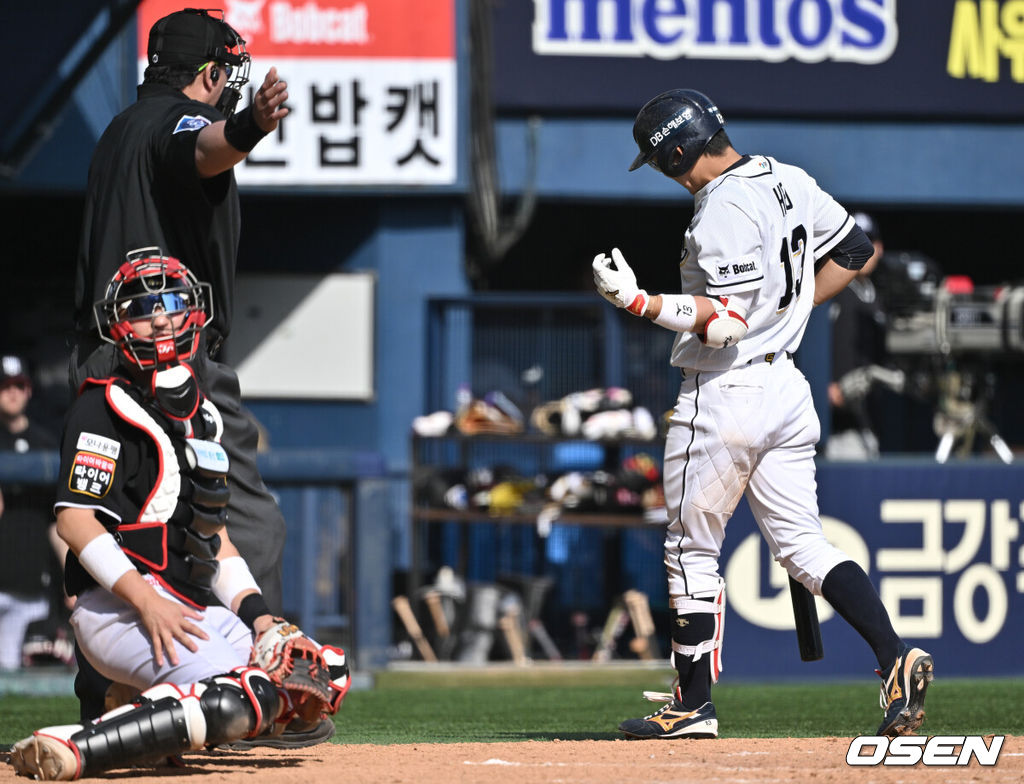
[{"xmin": 662, "ymin": 354, "xmax": 848, "ymax": 599}]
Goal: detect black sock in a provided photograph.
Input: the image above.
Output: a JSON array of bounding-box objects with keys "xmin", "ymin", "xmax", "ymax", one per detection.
[
  {"xmin": 673, "ymin": 605, "xmax": 714, "ymax": 709},
  {"xmin": 821, "ymin": 560, "xmax": 901, "ymax": 671}
]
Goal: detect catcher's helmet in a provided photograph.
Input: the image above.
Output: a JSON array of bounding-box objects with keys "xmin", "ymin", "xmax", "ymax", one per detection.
[
  {"xmin": 147, "ymin": 8, "xmax": 251, "ymax": 117},
  {"xmin": 94, "ymin": 248, "xmax": 213, "ymax": 370},
  {"xmin": 628, "ymin": 89, "xmax": 725, "ymax": 176}
]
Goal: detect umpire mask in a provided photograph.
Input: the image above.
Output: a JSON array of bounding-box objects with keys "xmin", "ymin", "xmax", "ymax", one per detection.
[{"xmin": 148, "ymin": 8, "xmax": 251, "ymax": 117}]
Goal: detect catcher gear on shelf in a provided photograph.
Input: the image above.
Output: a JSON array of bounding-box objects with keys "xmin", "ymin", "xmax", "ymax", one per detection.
[
  {"xmin": 628, "ymin": 89, "xmax": 725, "ymax": 177},
  {"xmin": 9, "ymin": 668, "xmax": 279, "ymax": 781},
  {"xmin": 94, "ymin": 248, "xmax": 213, "ymax": 370},
  {"xmin": 147, "ymin": 8, "xmax": 252, "ymax": 117},
  {"xmin": 249, "ymin": 619, "xmax": 338, "ymax": 724}
]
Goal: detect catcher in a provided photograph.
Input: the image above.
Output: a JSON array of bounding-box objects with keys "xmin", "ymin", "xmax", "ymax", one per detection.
[{"xmin": 9, "ymin": 250, "xmax": 349, "ymax": 780}]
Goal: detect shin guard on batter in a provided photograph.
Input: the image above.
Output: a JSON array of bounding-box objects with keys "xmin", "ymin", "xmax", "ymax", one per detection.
[
  {"xmin": 669, "ymin": 580, "xmax": 725, "ymax": 707},
  {"xmin": 10, "ymin": 668, "xmax": 281, "ymax": 781}
]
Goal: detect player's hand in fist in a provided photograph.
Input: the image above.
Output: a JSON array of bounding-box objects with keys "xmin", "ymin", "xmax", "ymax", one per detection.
[{"xmin": 593, "ymin": 248, "xmax": 650, "ymax": 316}]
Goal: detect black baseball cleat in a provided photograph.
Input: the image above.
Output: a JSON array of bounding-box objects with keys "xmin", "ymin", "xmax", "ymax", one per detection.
[
  {"xmin": 876, "ymin": 644, "xmax": 934, "ymax": 737},
  {"xmin": 619, "ymin": 691, "xmax": 718, "ymax": 739},
  {"xmin": 225, "ymin": 716, "xmax": 336, "ymax": 750}
]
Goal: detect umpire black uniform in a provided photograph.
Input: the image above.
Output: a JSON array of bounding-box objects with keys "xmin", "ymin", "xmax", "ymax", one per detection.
[
  {"xmin": 70, "ymin": 9, "xmax": 289, "ymax": 720},
  {"xmin": 73, "ymin": 86, "xmax": 285, "ymax": 619}
]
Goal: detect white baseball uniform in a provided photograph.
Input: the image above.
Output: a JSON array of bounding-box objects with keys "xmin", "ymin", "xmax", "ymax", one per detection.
[{"xmin": 662, "ymin": 155, "xmax": 855, "ymax": 602}]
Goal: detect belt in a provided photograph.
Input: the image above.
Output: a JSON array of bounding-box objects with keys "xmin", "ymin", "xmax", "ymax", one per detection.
[
  {"xmin": 679, "ymin": 351, "xmax": 792, "ymax": 379},
  {"xmin": 747, "ymin": 351, "xmax": 792, "ymax": 365}
]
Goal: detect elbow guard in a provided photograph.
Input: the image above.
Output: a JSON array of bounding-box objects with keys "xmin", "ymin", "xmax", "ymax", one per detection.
[{"xmin": 701, "ymin": 297, "xmax": 749, "ymax": 349}]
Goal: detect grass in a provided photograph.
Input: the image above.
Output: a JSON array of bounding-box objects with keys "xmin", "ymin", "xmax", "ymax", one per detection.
[{"xmin": 2, "ymin": 668, "xmax": 1021, "ymax": 745}]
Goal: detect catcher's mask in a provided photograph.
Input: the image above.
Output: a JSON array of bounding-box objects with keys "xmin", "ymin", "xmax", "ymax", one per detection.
[
  {"xmin": 147, "ymin": 7, "xmax": 252, "ymax": 117},
  {"xmin": 95, "ymin": 248, "xmax": 213, "ymax": 371}
]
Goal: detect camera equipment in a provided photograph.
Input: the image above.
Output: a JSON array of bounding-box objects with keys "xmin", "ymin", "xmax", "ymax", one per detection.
[{"xmin": 879, "ymin": 252, "xmax": 1021, "ymax": 464}]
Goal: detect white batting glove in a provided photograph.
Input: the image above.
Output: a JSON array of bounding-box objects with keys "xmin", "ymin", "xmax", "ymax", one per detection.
[{"xmin": 592, "ymin": 248, "xmax": 650, "ymax": 316}]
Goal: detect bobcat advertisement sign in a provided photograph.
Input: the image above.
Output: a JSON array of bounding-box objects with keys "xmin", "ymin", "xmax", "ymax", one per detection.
[{"xmin": 137, "ymin": 0, "xmax": 457, "ymax": 186}]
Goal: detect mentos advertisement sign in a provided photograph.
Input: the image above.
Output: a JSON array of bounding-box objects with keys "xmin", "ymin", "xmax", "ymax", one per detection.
[
  {"xmin": 137, "ymin": 1, "xmax": 457, "ymax": 186},
  {"xmin": 495, "ymin": 1, "xmax": 1024, "ymax": 117},
  {"xmin": 533, "ymin": 0, "xmax": 897, "ymax": 63}
]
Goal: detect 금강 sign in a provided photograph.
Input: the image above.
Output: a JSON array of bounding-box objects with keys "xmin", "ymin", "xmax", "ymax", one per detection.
[{"xmin": 137, "ymin": 0, "xmax": 457, "ymax": 186}]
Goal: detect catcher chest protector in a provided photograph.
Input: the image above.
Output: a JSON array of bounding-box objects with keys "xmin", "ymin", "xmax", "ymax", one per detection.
[{"xmin": 628, "ymin": 89, "xmax": 725, "ymax": 177}]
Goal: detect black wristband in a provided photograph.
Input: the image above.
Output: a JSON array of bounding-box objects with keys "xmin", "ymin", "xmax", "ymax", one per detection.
[
  {"xmin": 237, "ymin": 592, "xmax": 273, "ymax": 630},
  {"xmin": 223, "ymin": 105, "xmax": 269, "ymax": 153}
]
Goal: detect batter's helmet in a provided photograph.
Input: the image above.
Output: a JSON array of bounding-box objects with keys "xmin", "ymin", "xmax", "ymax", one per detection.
[
  {"xmin": 95, "ymin": 248, "xmax": 213, "ymax": 370},
  {"xmin": 628, "ymin": 89, "xmax": 725, "ymax": 176}
]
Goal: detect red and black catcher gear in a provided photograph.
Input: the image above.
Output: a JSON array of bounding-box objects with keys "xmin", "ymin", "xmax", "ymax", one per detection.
[{"xmin": 94, "ymin": 247, "xmax": 213, "ymax": 370}]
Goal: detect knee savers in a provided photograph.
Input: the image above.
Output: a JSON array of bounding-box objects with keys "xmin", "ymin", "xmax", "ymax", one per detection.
[{"xmin": 669, "ymin": 579, "xmax": 726, "ymax": 683}]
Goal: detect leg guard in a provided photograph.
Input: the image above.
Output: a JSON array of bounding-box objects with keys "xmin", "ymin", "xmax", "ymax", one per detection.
[
  {"xmin": 16, "ymin": 668, "xmax": 281, "ymax": 779},
  {"xmin": 669, "ymin": 579, "xmax": 726, "ymax": 684}
]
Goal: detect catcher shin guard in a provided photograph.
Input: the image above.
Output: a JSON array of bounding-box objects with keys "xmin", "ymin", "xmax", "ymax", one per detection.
[
  {"xmin": 198, "ymin": 668, "xmax": 280, "ymax": 744},
  {"xmin": 11, "ymin": 670, "xmax": 281, "ymax": 779},
  {"xmin": 670, "ymin": 579, "xmax": 726, "ymax": 686},
  {"xmin": 321, "ymin": 645, "xmax": 352, "ymax": 713}
]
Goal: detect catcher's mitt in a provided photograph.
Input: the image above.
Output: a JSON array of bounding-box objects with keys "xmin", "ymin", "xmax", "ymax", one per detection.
[{"xmin": 250, "ymin": 618, "xmax": 349, "ymax": 724}]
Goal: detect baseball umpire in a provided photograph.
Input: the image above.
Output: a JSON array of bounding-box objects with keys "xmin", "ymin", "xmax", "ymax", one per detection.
[
  {"xmin": 9, "ymin": 251, "xmax": 349, "ymax": 781},
  {"xmin": 70, "ymin": 7, "xmax": 294, "ymax": 729},
  {"xmin": 593, "ymin": 89, "xmax": 934, "ymax": 739}
]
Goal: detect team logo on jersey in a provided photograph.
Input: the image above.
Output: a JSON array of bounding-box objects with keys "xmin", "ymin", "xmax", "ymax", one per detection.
[
  {"xmin": 69, "ymin": 451, "xmax": 116, "ymax": 498},
  {"xmin": 173, "ymin": 115, "xmax": 212, "ymax": 135},
  {"xmin": 76, "ymin": 432, "xmax": 121, "ymax": 459}
]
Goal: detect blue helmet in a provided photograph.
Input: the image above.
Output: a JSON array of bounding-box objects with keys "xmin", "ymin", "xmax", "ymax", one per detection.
[{"xmin": 628, "ymin": 89, "xmax": 725, "ymax": 176}]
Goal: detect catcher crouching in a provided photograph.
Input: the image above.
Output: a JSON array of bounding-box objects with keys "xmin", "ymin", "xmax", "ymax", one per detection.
[{"xmin": 8, "ymin": 250, "xmax": 350, "ymax": 780}]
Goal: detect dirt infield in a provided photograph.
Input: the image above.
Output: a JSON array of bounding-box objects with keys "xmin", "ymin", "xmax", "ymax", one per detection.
[{"xmin": 2, "ymin": 736, "xmax": 1021, "ymax": 783}]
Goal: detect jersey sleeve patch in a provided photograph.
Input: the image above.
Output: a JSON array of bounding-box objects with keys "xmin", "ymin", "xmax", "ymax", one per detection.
[
  {"xmin": 68, "ymin": 452, "xmax": 117, "ymax": 499},
  {"xmin": 706, "ymin": 256, "xmax": 762, "ymax": 289},
  {"xmin": 76, "ymin": 431, "xmax": 121, "ymax": 459},
  {"xmin": 173, "ymin": 114, "xmax": 212, "ymax": 134}
]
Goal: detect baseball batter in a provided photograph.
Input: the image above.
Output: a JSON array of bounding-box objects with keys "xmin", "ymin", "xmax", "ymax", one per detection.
[
  {"xmin": 593, "ymin": 89, "xmax": 933, "ymax": 740},
  {"xmin": 9, "ymin": 252, "xmax": 348, "ymax": 780}
]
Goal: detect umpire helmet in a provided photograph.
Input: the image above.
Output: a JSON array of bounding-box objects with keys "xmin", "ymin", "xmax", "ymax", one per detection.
[
  {"xmin": 147, "ymin": 8, "xmax": 251, "ymax": 117},
  {"xmin": 95, "ymin": 248, "xmax": 213, "ymax": 370},
  {"xmin": 628, "ymin": 89, "xmax": 725, "ymax": 176}
]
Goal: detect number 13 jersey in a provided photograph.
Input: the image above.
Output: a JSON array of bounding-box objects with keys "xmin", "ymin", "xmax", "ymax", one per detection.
[{"xmin": 671, "ymin": 155, "xmax": 855, "ymax": 372}]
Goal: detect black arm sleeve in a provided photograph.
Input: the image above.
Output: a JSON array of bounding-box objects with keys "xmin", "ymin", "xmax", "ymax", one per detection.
[{"xmin": 825, "ymin": 223, "xmax": 874, "ymax": 271}]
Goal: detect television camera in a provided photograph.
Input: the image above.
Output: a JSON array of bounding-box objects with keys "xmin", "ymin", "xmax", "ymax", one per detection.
[{"xmin": 879, "ymin": 251, "xmax": 1024, "ymax": 464}]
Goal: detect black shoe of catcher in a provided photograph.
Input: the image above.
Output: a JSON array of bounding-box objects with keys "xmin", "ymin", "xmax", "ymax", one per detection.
[{"xmin": 225, "ymin": 716, "xmax": 336, "ymax": 750}]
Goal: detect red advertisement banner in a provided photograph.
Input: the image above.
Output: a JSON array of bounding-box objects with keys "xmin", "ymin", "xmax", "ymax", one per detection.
[{"xmin": 137, "ymin": 0, "xmax": 454, "ymax": 60}]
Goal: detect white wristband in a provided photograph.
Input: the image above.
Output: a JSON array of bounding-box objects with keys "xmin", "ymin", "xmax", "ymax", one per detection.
[
  {"xmin": 653, "ymin": 295, "xmax": 699, "ymax": 332},
  {"xmin": 78, "ymin": 532, "xmax": 136, "ymax": 592},
  {"xmin": 212, "ymin": 555, "xmax": 261, "ymax": 608}
]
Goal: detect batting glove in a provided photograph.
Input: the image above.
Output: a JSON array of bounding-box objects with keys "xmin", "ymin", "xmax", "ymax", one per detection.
[{"xmin": 593, "ymin": 248, "xmax": 650, "ymax": 316}]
